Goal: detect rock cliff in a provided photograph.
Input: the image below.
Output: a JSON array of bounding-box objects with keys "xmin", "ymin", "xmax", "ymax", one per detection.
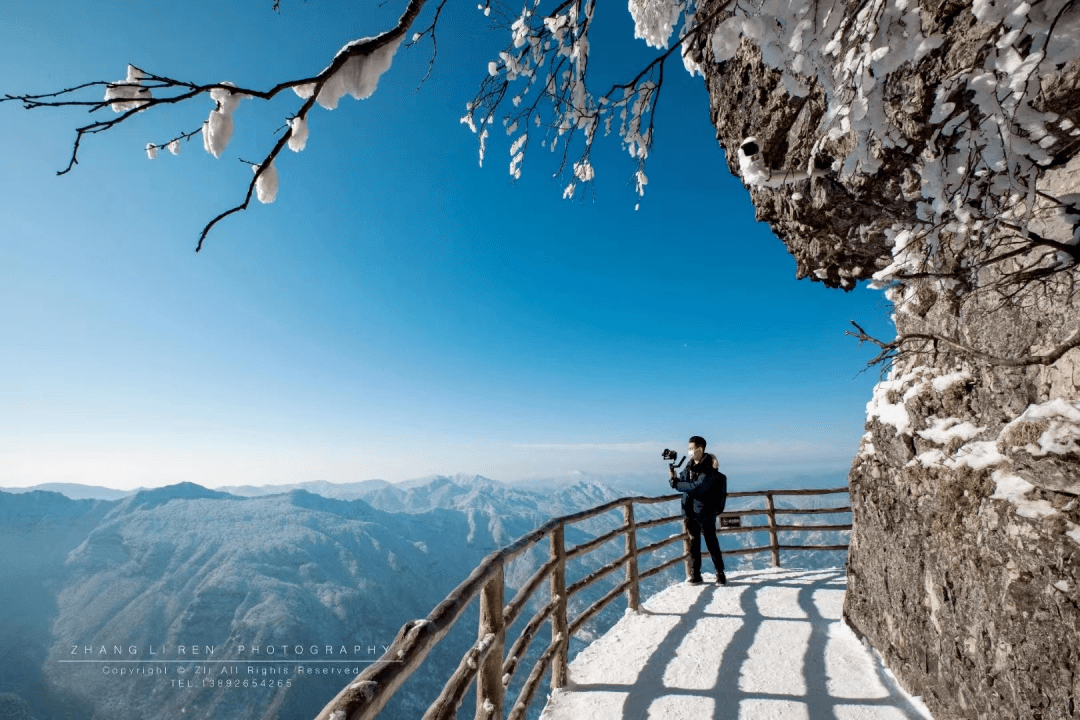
[{"xmin": 692, "ymin": 0, "xmax": 1080, "ymax": 717}]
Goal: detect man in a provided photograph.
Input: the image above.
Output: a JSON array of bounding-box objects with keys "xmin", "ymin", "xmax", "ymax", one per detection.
[{"xmin": 669, "ymin": 435, "xmax": 728, "ymax": 585}]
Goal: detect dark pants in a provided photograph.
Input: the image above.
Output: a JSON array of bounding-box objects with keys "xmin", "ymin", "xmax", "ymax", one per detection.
[{"xmin": 686, "ymin": 514, "xmax": 725, "ymax": 576}]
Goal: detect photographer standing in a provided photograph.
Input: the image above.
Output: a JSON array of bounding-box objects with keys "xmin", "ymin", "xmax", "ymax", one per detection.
[{"xmin": 669, "ymin": 435, "xmax": 728, "ymax": 585}]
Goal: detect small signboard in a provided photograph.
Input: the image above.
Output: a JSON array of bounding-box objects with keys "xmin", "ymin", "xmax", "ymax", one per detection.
[{"xmin": 719, "ymin": 515, "xmax": 741, "ymax": 528}]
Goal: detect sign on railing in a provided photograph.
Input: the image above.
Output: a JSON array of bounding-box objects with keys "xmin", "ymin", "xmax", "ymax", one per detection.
[{"xmin": 314, "ymin": 487, "xmax": 851, "ymax": 720}]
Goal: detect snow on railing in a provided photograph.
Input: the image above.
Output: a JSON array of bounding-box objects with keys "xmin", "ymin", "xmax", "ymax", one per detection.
[{"xmin": 312, "ymin": 487, "xmax": 851, "ymax": 720}]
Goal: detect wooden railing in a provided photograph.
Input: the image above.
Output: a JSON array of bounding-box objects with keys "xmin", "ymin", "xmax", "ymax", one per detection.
[{"xmin": 313, "ymin": 486, "xmax": 850, "ymax": 720}]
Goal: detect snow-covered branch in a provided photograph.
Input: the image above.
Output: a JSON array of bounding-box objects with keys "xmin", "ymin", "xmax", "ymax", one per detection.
[
  {"xmin": 3, "ymin": 0, "xmax": 736, "ymax": 244},
  {"xmin": 464, "ymin": 0, "xmax": 732, "ymax": 199},
  {"xmin": 2, "ymin": 0, "xmax": 429, "ymax": 249}
]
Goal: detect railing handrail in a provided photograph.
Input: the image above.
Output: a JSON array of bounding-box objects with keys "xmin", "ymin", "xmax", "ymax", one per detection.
[{"xmin": 313, "ymin": 486, "xmax": 852, "ymax": 720}]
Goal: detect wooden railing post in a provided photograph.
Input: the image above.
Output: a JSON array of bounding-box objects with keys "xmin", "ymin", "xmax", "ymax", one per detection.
[
  {"xmin": 623, "ymin": 502, "xmax": 640, "ymax": 612},
  {"xmin": 476, "ymin": 563, "xmax": 505, "ymax": 720},
  {"xmin": 550, "ymin": 525, "xmax": 569, "ymax": 689},
  {"xmin": 765, "ymin": 492, "xmax": 780, "ymax": 567},
  {"xmin": 682, "ymin": 517, "xmax": 693, "ymax": 579}
]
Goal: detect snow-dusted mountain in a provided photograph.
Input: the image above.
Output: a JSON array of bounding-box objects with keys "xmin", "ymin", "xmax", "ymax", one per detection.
[{"xmin": 0, "ymin": 476, "xmax": 849, "ymax": 720}]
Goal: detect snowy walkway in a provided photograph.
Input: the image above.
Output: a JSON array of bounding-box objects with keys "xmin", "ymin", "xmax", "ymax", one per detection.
[{"xmin": 539, "ymin": 568, "xmax": 934, "ymax": 720}]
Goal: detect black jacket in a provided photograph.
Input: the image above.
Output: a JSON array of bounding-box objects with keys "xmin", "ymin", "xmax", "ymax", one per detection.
[{"xmin": 671, "ymin": 453, "xmax": 727, "ymax": 518}]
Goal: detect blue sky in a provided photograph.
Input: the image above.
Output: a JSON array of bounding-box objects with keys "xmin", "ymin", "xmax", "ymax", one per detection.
[{"xmin": 0, "ymin": 0, "xmax": 893, "ymax": 490}]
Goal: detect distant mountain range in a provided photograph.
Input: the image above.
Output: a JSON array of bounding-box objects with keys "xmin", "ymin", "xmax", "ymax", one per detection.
[
  {"xmin": 0, "ymin": 475, "xmax": 849, "ymax": 720},
  {"xmin": 2, "ymin": 468, "xmax": 846, "ymax": 502}
]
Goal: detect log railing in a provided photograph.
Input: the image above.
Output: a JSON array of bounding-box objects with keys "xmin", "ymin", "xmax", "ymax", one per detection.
[{"xmin": 313, "ymin": 486, "xmax": 850, "ymax": 720}]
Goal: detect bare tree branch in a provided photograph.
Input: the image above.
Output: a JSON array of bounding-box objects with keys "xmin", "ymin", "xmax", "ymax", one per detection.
[
  {"xmin": 847, "ymin": 321, "xmax": 1080, "ymax": 368},
  {"xmin": 409, "ymin": 0, "xmax": 450, "ymax": 89}
]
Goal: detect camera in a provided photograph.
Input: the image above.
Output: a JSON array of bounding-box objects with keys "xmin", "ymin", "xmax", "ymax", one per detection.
[{"xmin": 662, "ymin": 448, "xmax": 685, "ymax": 470}]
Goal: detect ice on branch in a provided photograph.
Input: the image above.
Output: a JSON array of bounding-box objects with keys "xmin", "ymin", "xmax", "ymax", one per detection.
[
  {"xmin": 288, "ymin": 115, "xmax": 309, "ymax": 152},
  {"xmin": 203, "ymin": 84, "xmax": 242, "ymax": 159},
  {"xmin": 294, "ymin": 35, "xmax": 404, "ymax": 110},
  {"xmin": 167, "ymin": 140, "xmax": 180, "ymax": 156},
  {"xmin": 253, "ymin": 162, "xmax": 279, "ymax": 204},
  {"xmin": 635, "ymin": 170, "xmax": 648, "ymax": 196},
  {"xmin": 629, "ymin": 0, "xmax": 684, "ymax": 49},
  {"xmin": 104, "ymin": 65, "xmax": 152, "ymax": 113},
  {"xmin": 573, "ymin": 159, "xmax": 594, "ymax": 181},
  {"xmin": 146, "ymin": 143, "xmax": 158, "ymax": 160},
  {"xmin": 509, "ymin": 134, "xmax": 527, "ymax": 179}
]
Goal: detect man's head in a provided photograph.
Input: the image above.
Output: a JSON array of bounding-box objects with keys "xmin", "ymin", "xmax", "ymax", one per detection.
[{"xmin": 687, "ymin": 436, "xmax": 707, "ymax": 462}]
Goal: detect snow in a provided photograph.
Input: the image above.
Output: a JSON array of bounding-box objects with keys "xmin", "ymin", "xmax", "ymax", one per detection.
[
  {"xmin": 999, "ymin": 398, "xmax": 1080, "ymax": 457},
  {"xmin": 916, "ymin": 417, "xmax": 984, "ymax": 445},
  {"xmin": 947, "ymin": 440, "xmax": 1006, "ymax": 471},
  {"xmin": 930, "ymin": 372, "xmax": 969, "ymax": 393},
  {"xmin": 683, "ymin": 0, "xmax": 1075, "ymax": 288},
  {"xmin": 858, "ymin": 431, "xmax": 876, "ymax": 458},
  {"xmin": 287, "ymin": 115, "xmax": 309, "ymax": 152},
  {"xmin": 104, "ymin": 64, "xmax": 152, "ymax": 113},
  {"xmin": 539, "ymin": 568, "xmax": 934, "ymax": 720},
  {"xmin": 202, "ymin": 84, "xmax": 242, "ymax": 158},
  {"xmin": 629, "ymin": 0, "xmax": 683, "ymax": 49},
  {"xmin": 866, "ymin": 369, "xmax": 926, "ymax": 436},
  {"xmin": 294, "ymin": 35, "xmax": 404, "ymax": 110},
  {"xmin": 253, "ymin": 162, "xmax": 279, "ymax": 204},
  {"xmin": 989, "ymin": 470, "xmax": 1057, "ymax": 520}
]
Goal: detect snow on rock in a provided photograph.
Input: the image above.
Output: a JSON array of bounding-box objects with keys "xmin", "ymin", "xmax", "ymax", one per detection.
[
  {"xmin": 930, "ymin": 371, "xmax": 970, "ymax": 393},
  {"xmin": 989, "ymin": 469, "xmax": 1058, "ymax": 520},
  {"xmin": 866, "ymin": 367, "xmax": 936, "ymax": 435},
  {"xmin": 994, "ymin": 397, "xmax": 1080, "ymax": 498},
  {"xmin": 916, "ymin": 417, "xmax": 985, "ymax": 446},
  {"xmin": 698, "ymin": 0, "xmax": 1080, "ymax": 293},
  {"xmin": 857, "ymin": 431, "xmax": 875, "ymax": 458},
  {"xmin": 999, "ymin": 398, "xmax": 1080, "ymax": 458}
]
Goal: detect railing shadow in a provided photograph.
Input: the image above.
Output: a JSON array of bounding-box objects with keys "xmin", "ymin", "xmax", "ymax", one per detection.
[
  {"xmin": 542, "ymin": 568, "xmax": 929, "ymax": 720},
  {"xmin": 313, "ymin": 488, "xmax": 855, "ymax": 720}
]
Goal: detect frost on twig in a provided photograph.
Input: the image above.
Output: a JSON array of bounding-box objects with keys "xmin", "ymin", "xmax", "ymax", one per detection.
[
  {"xmin": 2, "ymin": 0, "xmax": 428, "ymax": 250},
  {"xmin": 465, "ymin": 0, "xmax": 731, "ymax": 200}
]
